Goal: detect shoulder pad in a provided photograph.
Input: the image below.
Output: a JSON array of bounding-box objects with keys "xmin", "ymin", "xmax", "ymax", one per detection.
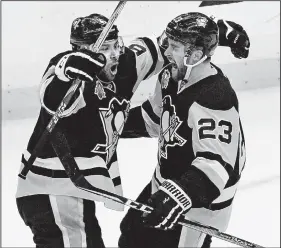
[{"xmin": 196, "ymin": 73, "xmax": 238, "ymax": 111}]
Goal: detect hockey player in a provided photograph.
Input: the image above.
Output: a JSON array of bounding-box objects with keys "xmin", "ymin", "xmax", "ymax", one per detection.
[
  {"xmin": 15, "ymin": 13, "xmax": 165, "ymax": 248},
  {"xmin": 118, "ymin": 12, "xmax": 247, "ymax": 248}
]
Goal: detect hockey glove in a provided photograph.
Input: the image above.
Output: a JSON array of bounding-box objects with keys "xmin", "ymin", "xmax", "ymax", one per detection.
[
  {"xmin": 217, "ymin": 19, "xmax": 250, "ymax": 59},
  {"xmin": 142, "ymin": 179, "xmax": 192, "ymax": 230},
  {"xmin": 55, "ymin": 49, "xmax": 106, "ymax": 82}
]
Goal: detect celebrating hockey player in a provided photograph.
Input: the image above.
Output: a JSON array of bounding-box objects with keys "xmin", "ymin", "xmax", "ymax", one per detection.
[
  {"xmin": 15, "ymin": 13, "xmax": 165, "ymax": 248},
  {"xmin": 118, "ymin": 12, "xmax": 248, "ymax": 248}
]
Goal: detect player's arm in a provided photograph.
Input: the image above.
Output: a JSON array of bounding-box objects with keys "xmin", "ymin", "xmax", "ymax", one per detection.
[
  {"xmin": 39, "ymin": 49, "xmax": 106, "ymax": 117},
  {"xmin": 128, "ymin": 37, "xmax": 165, "ymax": 93},
  {"xmin": 142, "ymin": 84, "xmax": 243, "ymax": 230},
  {"xmin": 121, "ymin": 78, "xmax": 162, "ymax": 138},
  {"xmin": 177, "ymin": 97, "xmax": 241, "ymax": 206}
]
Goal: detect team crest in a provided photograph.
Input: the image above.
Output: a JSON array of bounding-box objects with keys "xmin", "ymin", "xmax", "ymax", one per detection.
[
  {"xmin": 92, "ymin": 98, "xmax": 130, "ymax": 163},
  {"xmin": 196, "ymin": 17, "xmax": 208, "ymax": 28},
  {"xmin": 94, "ymin": 80, "xmax": 106, "ymax": 100},
  {"xmin": 161, "ymin": 69, "xmax": 170, "ymax": 89},
  {"xmin": 159, "ymin": 95, "xmax": 187, "ymax": 159}
]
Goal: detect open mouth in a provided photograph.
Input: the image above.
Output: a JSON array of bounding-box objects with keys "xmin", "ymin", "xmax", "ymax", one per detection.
[
  {"xmin": 110, "ymin": 64, "xmax": 118, "ymax": 75},
  {"xmin": 167, "ymin": 58, "xmax": 177, "ymax": 69},
  {"xmin": 171, "ymin": 62, "xmax": 178, "ymax": 69}
]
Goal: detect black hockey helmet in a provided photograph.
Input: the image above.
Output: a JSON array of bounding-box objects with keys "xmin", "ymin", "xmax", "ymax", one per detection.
[
  {"xmin": 70, "ymin": 13, "xmax": 119, "ymax": 46},
  {"xmin": 164, "ymin": 12, "xmax": 219, "ymax": 57}
]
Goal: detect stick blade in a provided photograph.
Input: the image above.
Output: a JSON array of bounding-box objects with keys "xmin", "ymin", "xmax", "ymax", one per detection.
[{"xmin": 199, "ymin": 1, "xmax": 242, "ymax": 7}]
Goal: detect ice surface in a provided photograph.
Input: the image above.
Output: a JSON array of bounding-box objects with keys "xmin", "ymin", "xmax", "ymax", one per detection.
[{"xmin": 2, "ymin": 86, "xmax": 280, "ymax": 247}]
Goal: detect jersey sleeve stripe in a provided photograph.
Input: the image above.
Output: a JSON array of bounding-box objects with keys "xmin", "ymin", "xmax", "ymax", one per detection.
[
  {"xmin": 196, "ymin": 151, "xmax": 233, "ymax": 176},
  {"xmin": 187, "ymin": 166, "xmax": 235, "ymax": 211},
  {"xmin": 39, "ymin": 74, "xmax": 86, "ymax": 117},
  {"xmin": 209, "ymin": 197, "xmax": 234, "ymax": 211},
  {"xmin": 212, "ymin": 183, "xmax": 238, "ymax": 203},
  {"xmin": 192, "ymin": 157, "xmax": 229, "ymax": 192},
  {"xmin": 142, "ymin": 100, "xmax": 160, "ymax": 124},
  {"xmin": 41, "ymin": 65, "xmax": 56, "ymax": 83},
  {"xmin": 138, "ymin": 37, "xmax": 159, "ymax": 80},
  {"xmin": 112, "ymin": 177, "xmax": 121, "ymax": 187}
]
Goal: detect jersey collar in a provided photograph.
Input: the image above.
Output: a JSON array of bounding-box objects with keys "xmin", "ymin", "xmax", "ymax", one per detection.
[{"xmin": 177, "ymin": 60, "xmax": 218, "ymax": 94}]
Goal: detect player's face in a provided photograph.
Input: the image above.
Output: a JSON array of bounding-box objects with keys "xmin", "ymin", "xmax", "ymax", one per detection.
[
  {"xmin": 89, "ymin": 37, "xmax": 124, "ymax": 82},
  {"xmin": 164, "ymin": 38, "xmax": 188, "ymax": 81},
  {"xmin": 164, "ymin": 38, "xmax": 202, "ymax": 81}
]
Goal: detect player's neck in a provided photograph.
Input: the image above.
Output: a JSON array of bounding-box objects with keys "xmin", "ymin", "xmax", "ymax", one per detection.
[
  {"xmin": 97, "ymin": 76, "xmax": 113, "ymax": 85},
  {"xmin": 177, "ymin": 59, "xmax": 217, "ymax": 94},
  {"xmin": 188, "ymin": 59, "xmax": 217, "ymax": 84}
]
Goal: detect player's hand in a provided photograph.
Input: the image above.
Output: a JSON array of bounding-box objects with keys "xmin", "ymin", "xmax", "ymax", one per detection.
[
  {"xmin": 217, "ymin": 19, "xmax": 250, "ymax": 59},
  {"xmin": 55, "ymin": 49, "xmax": 106, "ymax": 82},
  {"xmin": 141, "ymin": 179, "xmax": 192, "ymax": 230}
]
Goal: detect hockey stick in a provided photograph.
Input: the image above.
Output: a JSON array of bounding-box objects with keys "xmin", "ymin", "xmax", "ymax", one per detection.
[
  {"xmin": 74, "ymin": 178, "xmax": 265, "ymax": 248},
  {"xmin": 199, "ymin": 1, "xmax": 243, "ymax": 7},
  {"xmin": 18, "ymin": 1, "xmax": 127, "ymax": 179},
  {"xmin": 50, "ymin": 130, "xmax": 264, "ymax": 248}
]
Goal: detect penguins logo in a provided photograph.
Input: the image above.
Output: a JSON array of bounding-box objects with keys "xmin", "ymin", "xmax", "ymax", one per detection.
[
  {"xmin": 92, "ymin": 98, "xmax": 130, "ymax": 163},
  {"xmin": 196, "ymin": 17, "xmax": 208, "ymax": 28},
  {"xmin": 159, "ymin": 95, "xmax": 187, "ymax": 159}
]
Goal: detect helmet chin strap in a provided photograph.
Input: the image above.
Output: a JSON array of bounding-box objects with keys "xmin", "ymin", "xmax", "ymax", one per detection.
[{"xmin": 183, "ymin": 54, "xmax": 208, "ymax": 81}]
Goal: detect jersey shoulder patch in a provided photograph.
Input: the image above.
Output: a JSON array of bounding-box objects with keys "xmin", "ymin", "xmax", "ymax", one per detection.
[{"xmin": 158, "ymin": 64, "xmax": 173, "ymax": 89}]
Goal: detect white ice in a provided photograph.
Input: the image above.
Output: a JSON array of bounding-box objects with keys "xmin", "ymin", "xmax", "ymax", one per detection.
[{"xmin": 2, "ymin": 86, "xmax": 280, "ymax": 247}]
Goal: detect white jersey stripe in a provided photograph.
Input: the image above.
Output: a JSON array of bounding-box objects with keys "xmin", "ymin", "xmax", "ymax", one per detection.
[
  {"xmin": 192, "ymin": 157, "xmax": 230, "ymax": 192},
  {"xmin": 212, "ymin": 183, "xmax": 238, "ymax": 204}
]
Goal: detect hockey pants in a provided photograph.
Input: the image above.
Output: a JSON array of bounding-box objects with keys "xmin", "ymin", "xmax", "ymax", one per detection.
[{"xmin": 16, "ymin": 194, "xmax": 105, "ymax": 248}]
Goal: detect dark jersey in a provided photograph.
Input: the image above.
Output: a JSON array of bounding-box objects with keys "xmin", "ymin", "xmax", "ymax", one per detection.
[
  {"xmin": 121, "ymin": 60, "xmax": 246, "ymax": 230},
  {"xmin": 16, "ymin": 37, "xmax": 164, "ymax": 211}
]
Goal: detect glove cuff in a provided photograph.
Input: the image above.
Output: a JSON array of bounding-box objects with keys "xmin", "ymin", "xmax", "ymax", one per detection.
[{"xmin": 159, "ymin": 179, "xmax": 192, "ymax": 211}]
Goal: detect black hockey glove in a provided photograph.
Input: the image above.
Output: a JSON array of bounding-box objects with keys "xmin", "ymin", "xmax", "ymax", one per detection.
[
  {"xmin": 142, "ymin": 179, "xmax": 192, "ymax": 230},
  {"xmin": 217, "ymin": 19, "xmax": 250, "ymax": 59},
  {"xmin": 55, "ymin": 49, "xmax": 106, "ymax": 82}
]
